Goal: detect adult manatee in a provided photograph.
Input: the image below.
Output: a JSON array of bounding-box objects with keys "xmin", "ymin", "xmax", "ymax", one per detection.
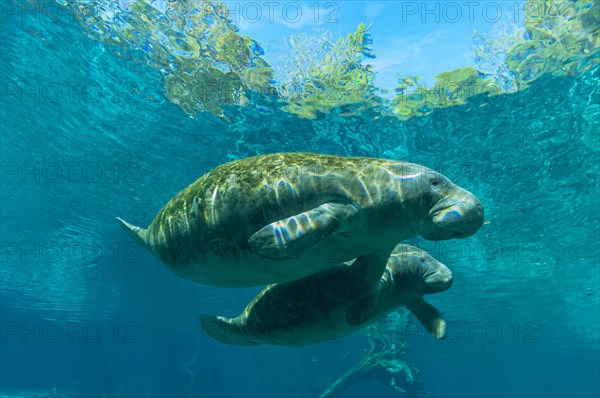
[
  {"xmin": 200, "ymin": 244, "xmax": 453, "ymax": 346},
  {"xmin": 117, "ymin": 153, "xmax": 483, "ymax": 287}
]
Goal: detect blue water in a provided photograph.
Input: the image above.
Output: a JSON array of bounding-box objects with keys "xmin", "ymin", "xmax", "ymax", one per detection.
[{"xmin": 1, "ymin": 1, "xmax": 599, "ymax": 398}]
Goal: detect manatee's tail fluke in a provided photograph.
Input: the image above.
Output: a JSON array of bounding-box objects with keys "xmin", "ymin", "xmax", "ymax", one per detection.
[
  {"xmin": 116, "ymin": 217, "xmax": 148, "ymax": 247},
  {"xmin": 199, "ymin": 314, "xmax": 260, "ymax": 346}
]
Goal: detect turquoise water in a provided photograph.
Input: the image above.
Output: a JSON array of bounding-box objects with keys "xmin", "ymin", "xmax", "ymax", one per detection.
[{"xmin": 1, "ymin": 1, "xmax": 599, "ymax": 397}]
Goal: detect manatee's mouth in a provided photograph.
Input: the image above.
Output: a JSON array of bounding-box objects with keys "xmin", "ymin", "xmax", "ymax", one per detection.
[
  {"xmin": 428, "ymin": 200, "xmax": 483, "ymax": 238},
  {"xmin": 422, "ymin": 268, "xmax": 453, "ymax": 293},
  {"xmin": 429, "ymin": 202, "xmax": 462, "ymax": 234},
  {"xmin": 429, "ymin": 200, "xmax": 459, "ymax": 218}
]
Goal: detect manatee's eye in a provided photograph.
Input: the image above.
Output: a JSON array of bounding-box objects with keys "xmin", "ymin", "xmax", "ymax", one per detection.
[{"xmin": 431, "ymin": 179, "xmax": 440, "ymax": 187}]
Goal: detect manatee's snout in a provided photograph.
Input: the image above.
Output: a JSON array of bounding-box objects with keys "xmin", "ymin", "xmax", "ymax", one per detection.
[
  {"xmin": 430, "ymin": 194, "xmax": 483, "ymax": 239},
  {"xmin": 422, "ymin": 264, "xmax": 453, "ymax": 294}
]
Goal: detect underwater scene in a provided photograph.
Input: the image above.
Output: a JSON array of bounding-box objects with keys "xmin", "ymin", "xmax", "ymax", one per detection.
[{"xmin": 1, "ymin": 0, "xmax": 599, "ymax": 397}]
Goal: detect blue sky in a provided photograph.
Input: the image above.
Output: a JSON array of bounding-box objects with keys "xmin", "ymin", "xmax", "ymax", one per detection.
[{"xmin": 223, "ymin": 1, "xmax": 526, "ymax": 91}]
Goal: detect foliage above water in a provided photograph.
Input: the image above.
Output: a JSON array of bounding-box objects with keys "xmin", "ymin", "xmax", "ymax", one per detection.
[
  {"xmin": 61, "ymin": 0, "xmax": 599, "ymax": 120},
  {"xmin": 66, "ymin": 0, "xmax": 275, "ymax": 116},
  {"xmin": 277, "ymin": 23, "xmax": 380, "ymax": 119},
  {"xmin": 394, "ymin": 0, "xmax": 599, "ymax": 120},
  {"xmin": 506, "ymin": 0, "xmax": 599, "ymax": 86},
  {"xmin": 391, "ymin": 67, "xmax": 502, "ymax": 120}
]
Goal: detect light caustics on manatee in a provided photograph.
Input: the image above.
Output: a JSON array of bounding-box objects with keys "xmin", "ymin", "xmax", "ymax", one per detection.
[{"xmin": 117, "ymin": 153, "xmax": 483, "ymax": 288}]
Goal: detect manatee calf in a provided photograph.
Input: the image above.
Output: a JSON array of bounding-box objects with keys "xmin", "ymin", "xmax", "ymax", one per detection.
[
  {"xmin": 117, "ymin": 153, "xmax": 483, "ymax": 287},
  {"xmin": 200, "ymin": 244, "xmax": 452, "ymax": 346}
]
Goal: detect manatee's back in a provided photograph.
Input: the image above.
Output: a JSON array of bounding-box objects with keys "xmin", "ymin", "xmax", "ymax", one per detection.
[
  {"xmin": 143, "ymin": 153, "xmax": 391, "ymax": 266},
  {"xmin": 243, "ymin": 264, "xmax": 359, "ymax": 344}
]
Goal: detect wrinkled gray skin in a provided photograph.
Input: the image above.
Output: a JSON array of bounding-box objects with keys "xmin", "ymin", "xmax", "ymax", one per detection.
[
  {"xmin": 200, "ymin": 244, "xmax": 453, "ymax": 346},
  {"xmin": 117, "ymin": 153, "xmax": 483, "ymax": 287}
]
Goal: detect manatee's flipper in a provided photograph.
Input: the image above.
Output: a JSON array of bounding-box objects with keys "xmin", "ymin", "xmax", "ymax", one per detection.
[
  {"xmin": 406, "ymin": 298, "xmax": 446, "ymax": 339},
  {"xmin": 116, "ymin": 217, "xmax": 148, "ymax": 247},
  {"xmin": 249, "ymin": 203, "xmax": 359, "ymax": 260},
  {"xmin": 199, "ymin": 314, "xmax": 260, "ymax": 346},
  {"xmin": 344, "ymin": 248, "xmax": 393, "ymax": 326},
  {"xmin": 346, "ymin": 286, "xmax": 381, "ymax": 326},
  {"xmin": 348, "ymin": 248, "xmax": 394, "ymax": 291}
]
